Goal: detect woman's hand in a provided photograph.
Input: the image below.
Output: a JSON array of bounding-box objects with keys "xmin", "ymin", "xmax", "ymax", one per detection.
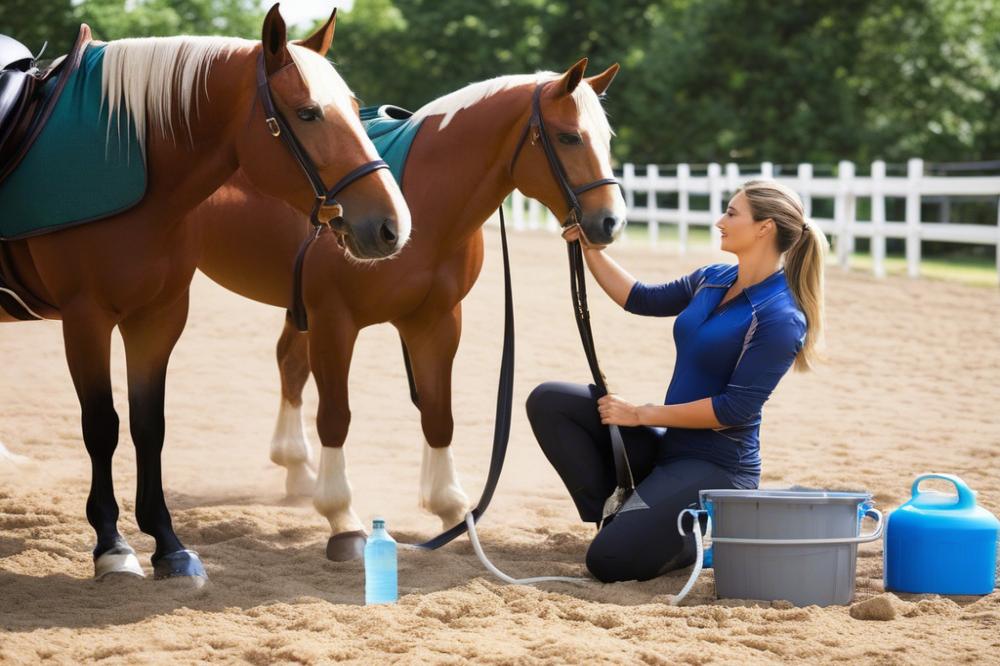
[
  {"xmin": 561, "ymin": 223, "xmax": 606, "ymax": 250},
  {"xmin": 597, "ymin": 394, "xmax": 642, "ymax": 426}
]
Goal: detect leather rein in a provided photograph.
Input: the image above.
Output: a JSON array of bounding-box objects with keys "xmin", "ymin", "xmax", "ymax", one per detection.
[
  {"xmin": 255, "ymin": 53, "xmax": 392, "ymax": 331},
  {"xmin": 510, "ymin": 82, "xmax": 635, "ymax": 526},
  {"xmin": 415, "ymin": 80, "xmax": 633, "ymax": 551}
]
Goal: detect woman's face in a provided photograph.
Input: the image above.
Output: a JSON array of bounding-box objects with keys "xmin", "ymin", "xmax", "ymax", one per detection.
[{"xmin": 716, "ymin": 191, "xmax": 771, "ymax": 255}]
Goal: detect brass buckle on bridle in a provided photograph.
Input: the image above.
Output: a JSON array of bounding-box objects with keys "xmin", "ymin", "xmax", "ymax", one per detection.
[
  {"xmin": 265, "ymin": 117, "xmax": 281, "ymax": 137},
  {"xmin": 312, "ymin": 195, "xmax": 344, "ymax": 227}
]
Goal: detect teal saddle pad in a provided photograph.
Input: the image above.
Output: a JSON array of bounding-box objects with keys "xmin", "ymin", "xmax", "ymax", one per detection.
[
  {"xmin": 0, "ymin": 43, "xmax": 146, "ymax": 240},
  {"xmin": 360, "ymin": 105, "xmax": 423, "ymax": 186}
]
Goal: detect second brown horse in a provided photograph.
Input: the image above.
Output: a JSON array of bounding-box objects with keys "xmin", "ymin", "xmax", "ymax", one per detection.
[{"xmin": 194, "ymin": 58, "xmax": 624, "ymax": 560}]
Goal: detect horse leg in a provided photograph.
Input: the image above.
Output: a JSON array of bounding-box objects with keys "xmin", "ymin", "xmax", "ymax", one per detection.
[
  {"xmin": 307, "ymin": 317, "xmax": 364, "ymax": 561},
  {"xmin": 62, "ymin": 312, "xmax": 144, "ymax": 579},
  {"xmin": 270, "ymin": 314, "xmax": 315, "ymax": 497},
  {"xmin": 119, "ymin": 291, "xmax": 205, "ymax": 584},
  {"xmin": 398, "ymin": 304, "xmax": 471, "ymax": 529}
]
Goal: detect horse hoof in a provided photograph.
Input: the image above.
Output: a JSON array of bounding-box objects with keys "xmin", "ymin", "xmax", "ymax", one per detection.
[
  {"xmin": 326, "ymin": 530, "xmax": 366, "ymax": 561},
  {"xmin": 95, "ymin": 543, "xmax": 145, "ymax": 580},
  {"xmin": 153, "ymin": 549, "xmax": 208, "ymax": 585}
]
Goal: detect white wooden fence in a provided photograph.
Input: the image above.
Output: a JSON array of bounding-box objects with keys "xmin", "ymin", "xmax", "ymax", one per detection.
[{"xmin": 505, "ymin": 159, "xmax": 1000, "ymax": 284}]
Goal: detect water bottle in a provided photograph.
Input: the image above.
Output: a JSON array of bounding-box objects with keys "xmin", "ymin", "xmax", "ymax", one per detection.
[{"xmin": 364, "ymin": 518, "xmax": 398, "ymax": 604}]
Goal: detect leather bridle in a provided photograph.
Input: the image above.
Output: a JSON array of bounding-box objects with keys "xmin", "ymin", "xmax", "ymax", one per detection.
[
  {"xmin": 255, "ymin": 52, "xmax": 389, "ymax": 228},
  {"xmin": 508, "ymin": 82, "xmax": 623, "ymax": 231},
  {"xmin": 509, "ymin": 81, "xmax": 634, "ymax": 524}
]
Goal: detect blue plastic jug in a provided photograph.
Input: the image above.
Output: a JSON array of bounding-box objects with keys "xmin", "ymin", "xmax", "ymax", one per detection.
[
  {"xmin": 364, "ymin": 518, "xmax": 398, "ymax": 604},
  {"xmin": 884, "ymin": 474, "xmax": 999, "ymax": 595}
]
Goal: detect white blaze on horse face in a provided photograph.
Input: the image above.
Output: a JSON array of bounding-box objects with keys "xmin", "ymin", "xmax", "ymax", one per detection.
[
  {"xmin": 269, "ymin": 399, "xmax": 316, "ymax": 497},
  {"xmin": 286, "ymin": 44, "xmax": 357, "ymax": 130},
  {"xmin": 314, "ymin": 446, "xmax": 363, "ymax": 534},
  {"xmin": 420, "ymin": 442, "xmax": 471, "ymax": 529},
  {"xmin": 576, "ymin": 82, "xmax": 627, "ymax": 222}
]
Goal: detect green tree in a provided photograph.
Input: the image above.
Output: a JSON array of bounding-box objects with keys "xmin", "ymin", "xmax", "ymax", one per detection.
[{"xmin": 0, "ymin": 0, "xmax": 265, "ymax": 57}]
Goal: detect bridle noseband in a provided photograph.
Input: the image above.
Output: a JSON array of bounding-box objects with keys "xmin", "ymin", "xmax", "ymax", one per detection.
[
  {"xmin": 508, "ymin": 82, "xmax": 622, "ymax": 230},
  {"xmin": 255, "ymin": 52, "xmax": 389, "ymax": 228}
]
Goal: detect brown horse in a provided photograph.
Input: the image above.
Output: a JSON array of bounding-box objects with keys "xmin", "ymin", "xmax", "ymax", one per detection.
[
  {"xmin": 194, "ymin": 58, "xmax": 623, "ymax": 560},
  {"xmin": 0, "ymin": 6, "xmax": 410, "ymax": 581}
]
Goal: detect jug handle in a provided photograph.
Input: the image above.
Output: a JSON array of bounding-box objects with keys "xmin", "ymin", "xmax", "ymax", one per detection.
[{"xmin": 911, "ymin": 473, "xmax": 976, "ymax": 509}]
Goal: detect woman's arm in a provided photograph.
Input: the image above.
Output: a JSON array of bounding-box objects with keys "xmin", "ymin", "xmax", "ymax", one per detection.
[
  {"xmin": 598, "ymin": 395, "xmax": 723, "ymax": 428},
  {"xmin": 597, "ymin": 312, "xmax": 807, "ymax": 428},
  {"xmin": 565, "ymin": 225, "xmax": 706, "ymax": 315},
  {"xmin": 564, "ymin": 225, "xmax": 636, "ymax": 307}
]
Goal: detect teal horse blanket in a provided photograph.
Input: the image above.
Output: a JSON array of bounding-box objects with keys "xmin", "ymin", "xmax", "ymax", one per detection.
[
  {"xmin": 360, "ymin": 105, "xmax": 422, "ymax": 186},
  {"xmin": 0, "ymin": 44, "xmax": 146, "ymax": 240}
]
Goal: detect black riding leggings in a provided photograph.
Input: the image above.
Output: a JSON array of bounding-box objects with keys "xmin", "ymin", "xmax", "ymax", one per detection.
[{"xmin": 526, "ymin": 381, "xmax": 742, "ymax": 583}]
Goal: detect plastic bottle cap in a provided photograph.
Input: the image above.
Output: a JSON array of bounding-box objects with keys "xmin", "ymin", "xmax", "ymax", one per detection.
[{"xmin": 372, "ymin": 518, "xmax": 386, "ymax": 529}]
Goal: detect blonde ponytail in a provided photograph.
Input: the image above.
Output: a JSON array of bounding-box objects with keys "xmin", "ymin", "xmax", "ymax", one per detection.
[{"xmin": 738, "ymin": 180, "xmax": 829, "ymax": 371}]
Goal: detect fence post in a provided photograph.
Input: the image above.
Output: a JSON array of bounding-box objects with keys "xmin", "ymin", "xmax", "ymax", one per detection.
[
  {"xmin": 906, "ymin": 158, "xmax": 923, "ymax": 278},
  {"xmin": 647, "ymin": 164, "xmax": 659, "ymax": 247},
  {"xmin": 708, "ymin": 163, "xmax": 723, "ymax": 247},
  {"xmin": 677, "ymin": 163, "xmax": 690, "ymax": 256},
  {"xmin": 761, "ymin": 161, "xmax": 774, "ymax": 179},
  {"xmin": 797, "ymin": 163, "xmax": 813, "ymax": 218},
  {"xmin": 511, "ymin": 190, "xmax": 525, "ymax": 230},
  {"xmin": 835, "ymin": 160, "xmax": 856, "ymax": 269},
  {"xmin": 725, "ymin": 163, "xmax": 740, "ymax": 194},
  {"xmin": 528, "ymin": 196, "xmax": 542, "ymax": 232},
  {"xmin": 871, "ymin": 160, "xmax": 887, "ymax": 278},
  {"xmin": 622, "ymin": 163, "xmax": 635, "ymax": 246},
  {"xmin": 996, "ymin": 196, "xmax": 1000, "ymax": 287}
]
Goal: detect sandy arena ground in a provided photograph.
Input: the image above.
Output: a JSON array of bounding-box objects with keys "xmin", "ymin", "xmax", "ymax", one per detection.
[{"xmin": 1, "ymin": 227, "xmax": 998, "ymax": 664}]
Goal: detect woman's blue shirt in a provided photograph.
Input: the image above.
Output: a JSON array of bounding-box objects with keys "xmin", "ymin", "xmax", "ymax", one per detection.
[{"xmin": 624, "ymin": 263, "xmax": 807, "ymax": 488}]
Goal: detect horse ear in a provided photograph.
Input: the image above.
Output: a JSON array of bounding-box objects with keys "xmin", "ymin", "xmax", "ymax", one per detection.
[
  {"xmin": 262, "ymin": 3, "xmax": 292, "ymax": 74},
  {"xmin": 585, "ymin": 63, "xmax": 620, "ymax": 96},
  {"xmin": 295, "ymin": 7, "xmax": 337, "ymax": 56},
  {"xmin": 558, "ymin": 58, "xmax": 588, "ymax": 96}
]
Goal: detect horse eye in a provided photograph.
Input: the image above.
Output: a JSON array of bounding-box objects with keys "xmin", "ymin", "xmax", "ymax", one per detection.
[
  {"xmin": 558, "ymin": 133, "xmax": 583, "ymax": 145},
  {"xmin": 297, "ymin": 106, "xmax": 322, "ymax": 121}
]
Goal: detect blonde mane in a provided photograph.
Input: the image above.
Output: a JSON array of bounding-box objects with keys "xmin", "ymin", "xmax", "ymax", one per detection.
[
  {"xmin": 100, "ymin": 37, "xmax": 355, "ymax": 154},
  {"xmin": 100, "ymin": 36, "xmax": 253, "ymax": 151},
  {"xmin": 410, "ymin": 72, "xmax": 614, "ymax": 150}
]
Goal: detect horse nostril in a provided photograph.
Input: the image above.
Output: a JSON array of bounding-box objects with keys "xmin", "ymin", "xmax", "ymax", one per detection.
[
  {"xmin": 379, "ymin": 219, "xmax": 398, "ymax": 246},
  {"xmin": 603, "ymin": 216, "xmax": 619, "ymax": 238}
]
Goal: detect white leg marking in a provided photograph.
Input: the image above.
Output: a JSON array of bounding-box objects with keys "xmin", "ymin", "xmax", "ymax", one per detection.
[
  {"xmin": 420, "ymin": 441, "xmax": 471, "ymax": 529},
  {"xmin": 270, "ymin": 400, "xmax": 316, "ymax": 497},
  {"xmin": 313, "ymin": 446, "xmax": 363, "ymax": 535},
  {"xmin": 0, "ymin": 440, "xmax": 29, "ymax": 466}
]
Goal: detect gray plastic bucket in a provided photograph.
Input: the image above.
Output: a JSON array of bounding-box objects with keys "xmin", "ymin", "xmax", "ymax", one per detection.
[{"xmin": 695, "ymin": 488, "xmax": 884, "ymax": 607}]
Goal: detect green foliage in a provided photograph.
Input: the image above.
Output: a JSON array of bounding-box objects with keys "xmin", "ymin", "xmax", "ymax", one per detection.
[
  {"xmin": 2, "ymin": 0, "xmax": 998, "ymax": 164},
  {"xmin": 0, "ymin": 0, "xmax": 264, "ymax": 57}
]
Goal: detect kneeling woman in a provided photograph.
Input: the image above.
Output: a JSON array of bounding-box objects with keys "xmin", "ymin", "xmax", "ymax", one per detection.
[{"xmin": 527, "ymin": 180, "xmax": 827, "ymax": 583}]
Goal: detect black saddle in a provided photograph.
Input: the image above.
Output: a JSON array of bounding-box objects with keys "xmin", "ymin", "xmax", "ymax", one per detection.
[
  {"xmin": 0, "ymin": 24, "xmax": 91, "ymax": 186},
  {"xmin": 0, "ymin": 35, "xmax": 38, "ymax": 151}
]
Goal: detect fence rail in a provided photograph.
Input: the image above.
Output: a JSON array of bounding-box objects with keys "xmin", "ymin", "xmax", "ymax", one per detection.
[{"xmin": 504, "ymin": 159, "xmax": 1000, "ymax": 285}]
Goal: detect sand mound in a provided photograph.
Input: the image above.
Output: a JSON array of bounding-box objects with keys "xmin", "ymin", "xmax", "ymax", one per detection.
[{"xmin": 850, "ymin": 593, "xmax": 899, "ymax": 620}]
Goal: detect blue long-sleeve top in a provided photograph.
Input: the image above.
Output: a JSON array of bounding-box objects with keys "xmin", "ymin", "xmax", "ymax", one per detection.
[{"xmin": 624, "ymin": 263, "xmax": 807, "ymax": 488}]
